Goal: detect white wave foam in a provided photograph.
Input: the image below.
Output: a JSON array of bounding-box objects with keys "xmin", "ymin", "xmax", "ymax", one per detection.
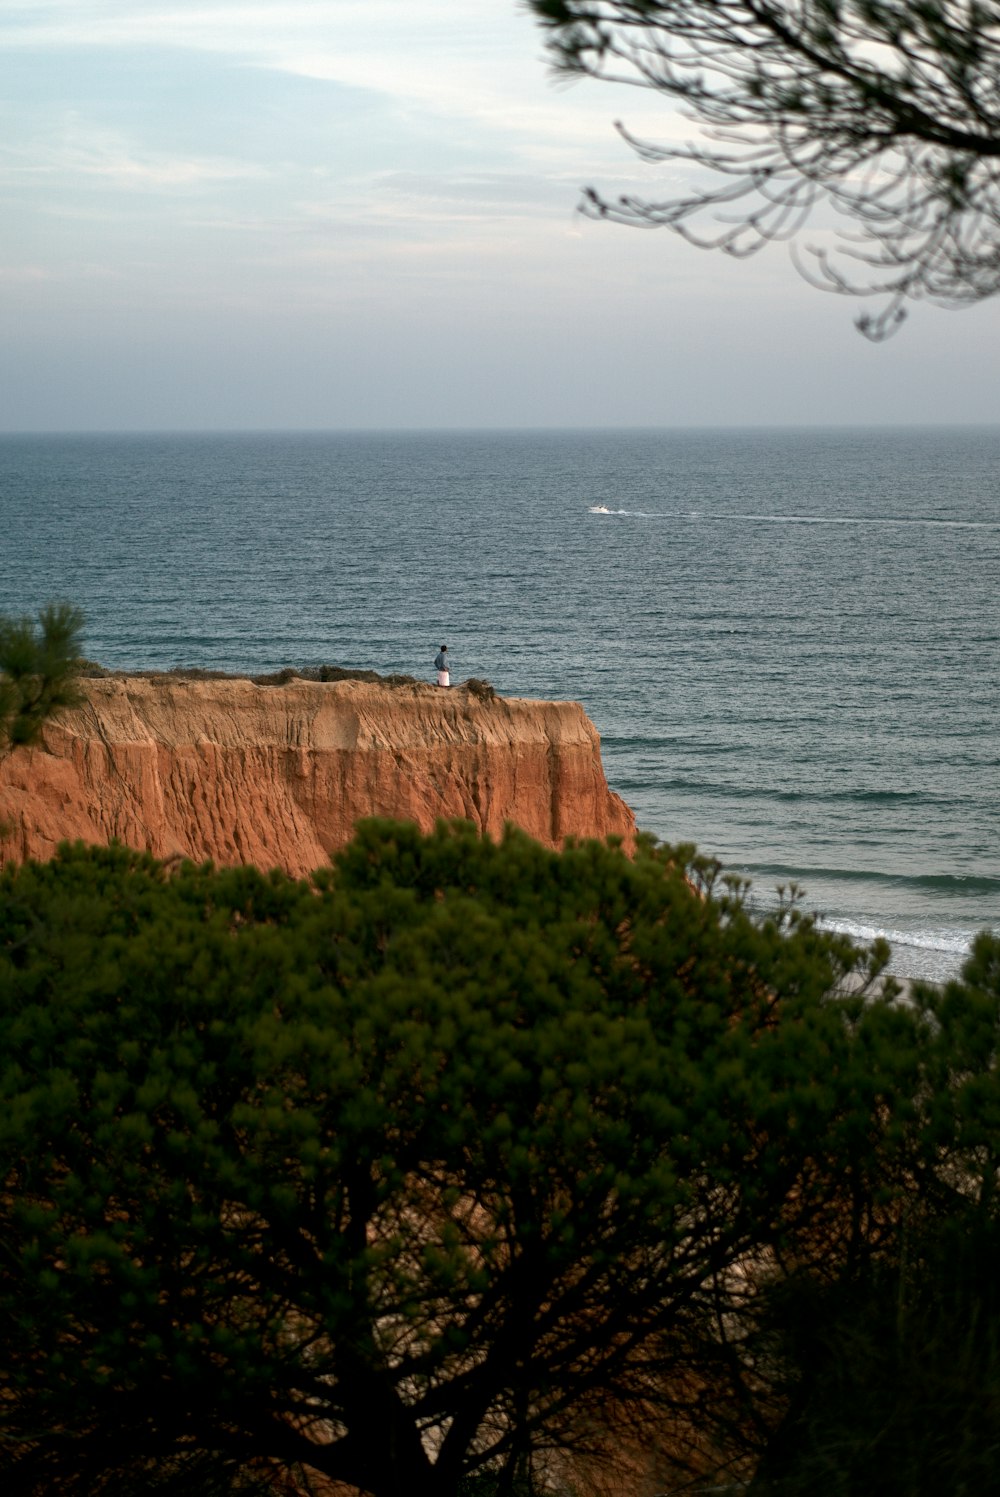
[
  {"xmin": 820, "ymin": 915, "xmax": 974, "ymax": 957},
  {"xmin": 588, "ymin": 505, "xmax": 657, "ymax": 517},
  {"xmin": 816, "ymin": 917, "xmax": 976, "ymax": 983}
]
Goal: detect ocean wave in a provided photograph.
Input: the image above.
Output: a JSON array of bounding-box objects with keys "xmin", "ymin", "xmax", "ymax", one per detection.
[
  {"xmin": 743, "ymin": 863, "xmax": 1000, "ymax": 898},
  {"xmin": 819, "ymin": 917, "xmax": 975, "ymax": 958},
  {"xmin": 647, "ymin": 779, "xmax": 964, "ymax": 809},
  {"xmin": 745, "ymin": 901, "xmax": 991, "ymax": 982}
]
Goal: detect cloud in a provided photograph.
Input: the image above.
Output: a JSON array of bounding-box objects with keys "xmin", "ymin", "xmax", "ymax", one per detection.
[
  {"xmin": 0, "ymin": 264, "xmax": 52, "ymax": 282},
  {"xmin": 2, "ymin": 0, "xmax": 770, "ymax": 434},
  {"xmin": 3, "ymin": 3, "xmax": 470, "ymax": 48},
  {"xmin": 0, "ymin": 121, "xmax": 267, "ymax": 193},
  {"xmin": 1, "ymin": 2, "xmax": 685, "ymax": 155}
]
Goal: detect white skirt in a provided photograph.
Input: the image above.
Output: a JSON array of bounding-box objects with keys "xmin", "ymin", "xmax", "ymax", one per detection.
[{"xmin": 437, "ymin": 670, "xmax": 450, "ymax": 687}]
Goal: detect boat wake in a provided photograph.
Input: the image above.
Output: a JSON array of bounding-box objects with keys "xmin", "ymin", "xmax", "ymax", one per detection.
[{"xmin": 588, "ymin": 504, "xmax": 1000, "ymax": 529}]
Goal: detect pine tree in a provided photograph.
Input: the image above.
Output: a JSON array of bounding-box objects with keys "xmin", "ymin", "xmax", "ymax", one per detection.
[{"xmin": 0, "ymin": 602, "xmax": 85, "ymax": 755}]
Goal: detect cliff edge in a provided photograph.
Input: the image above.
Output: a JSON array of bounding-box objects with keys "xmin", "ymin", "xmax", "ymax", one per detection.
[{"xmin": 0, "ymin": 677, "xmax": 636, "ymax": 877}]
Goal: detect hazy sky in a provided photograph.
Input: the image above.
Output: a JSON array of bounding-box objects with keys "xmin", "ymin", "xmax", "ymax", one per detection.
[{"xmin": 4, "ymin": 0, "xmax": 1000, "ymax": 431}]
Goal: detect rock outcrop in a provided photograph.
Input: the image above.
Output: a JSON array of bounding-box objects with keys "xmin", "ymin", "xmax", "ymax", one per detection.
[{"xmin": 0, "ymin": 677, "xmax": 635, "ymax": 877}]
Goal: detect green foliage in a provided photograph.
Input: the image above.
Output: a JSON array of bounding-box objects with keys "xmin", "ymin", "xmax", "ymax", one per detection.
[
  {"xmin": 0, "ymin": 823, "xmax": 997, "ymax": 1495},
  {"xmin": 0, "ymin": 602, "xmax": 85, "ymax": 753},
  {"xmin": 748, "ymin": 1213, "xmax": 1000, "ymax": 1496},
  {"xmin": 743, "ymin": 930, "xmax": 1000, "ymax": 1496}
]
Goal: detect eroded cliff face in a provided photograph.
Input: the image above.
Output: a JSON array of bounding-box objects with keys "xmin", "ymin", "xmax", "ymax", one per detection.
[{"xmin": 0, "ymin": 677, "xmax": 635, "ymax": 877}]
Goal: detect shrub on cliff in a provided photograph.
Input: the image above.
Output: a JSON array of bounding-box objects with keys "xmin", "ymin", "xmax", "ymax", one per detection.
[
  {"xmin": 0, "ymin": 602, "xmax": 84, "ymax": 755},
  {"xmin": 1, "ymin": 823, "xmax": 997, "ymax": 1495}
]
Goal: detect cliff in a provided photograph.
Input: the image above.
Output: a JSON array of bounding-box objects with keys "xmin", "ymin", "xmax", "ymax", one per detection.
[{"xmin": 0, "ymin": 677, "xmax": 635, "ymax": 877}]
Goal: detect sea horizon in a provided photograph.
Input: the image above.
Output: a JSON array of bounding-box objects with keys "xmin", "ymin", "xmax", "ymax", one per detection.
[{"xmin": 5, "ymin": 419, "xmax": 1000, "ymax": 437}]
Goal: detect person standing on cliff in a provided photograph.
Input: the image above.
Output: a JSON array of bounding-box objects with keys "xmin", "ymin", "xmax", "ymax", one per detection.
[{"xmin": 434, "ymin": 645, "xmax": 450, "ymax": 688}]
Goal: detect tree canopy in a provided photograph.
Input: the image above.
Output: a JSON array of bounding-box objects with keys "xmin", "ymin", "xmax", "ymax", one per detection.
[
  {"xmin": 529, "ymin": 1, "xmax": 1000, "ymax": 336},
  {"xmin": 1, "ymin": 822, "xmax": 999, "ymax": 1495},
  {"xmin": 0, "ymin": 602, "xmax": 84, "ymax": 755}
]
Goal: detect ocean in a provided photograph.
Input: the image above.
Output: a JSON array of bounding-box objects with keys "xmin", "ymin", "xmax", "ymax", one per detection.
[{"xmin": 1, "ymin": 427, "xmax": 997, "ymax": 983}]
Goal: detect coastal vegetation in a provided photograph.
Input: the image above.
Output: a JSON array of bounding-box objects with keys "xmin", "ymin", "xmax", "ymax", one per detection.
[
  {"xmin": 0, "ymin": 602, "xmax": 84, "ymax": 757},
  {"xmin": 74, "ymin": 661, "xmax": 498, "ymax": 697},
  {"xmin": 2, "ymin": 821, "xmax": 999, "ymax": 1494}
]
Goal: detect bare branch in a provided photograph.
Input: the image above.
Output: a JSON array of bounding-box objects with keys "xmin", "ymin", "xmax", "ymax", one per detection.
[{"xmin": 528, "ymin": 1, "xmax": 1000, "ymax": 333}]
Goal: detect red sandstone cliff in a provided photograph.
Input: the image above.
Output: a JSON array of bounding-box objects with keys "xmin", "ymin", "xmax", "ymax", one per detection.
[{"xmin": 0, "ymin": 677, "xmax": 635, "ymax": 877}]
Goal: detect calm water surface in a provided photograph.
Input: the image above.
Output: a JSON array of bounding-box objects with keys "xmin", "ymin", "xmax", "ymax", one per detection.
[{"xmin": 1, "ymin": 427, "xmax": 997, "ymax": 982}]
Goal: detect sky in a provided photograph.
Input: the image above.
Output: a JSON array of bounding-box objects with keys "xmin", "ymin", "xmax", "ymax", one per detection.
[{"xmin": 3, "ymin": 0, "xmax": 1000, "ymax": 431}]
